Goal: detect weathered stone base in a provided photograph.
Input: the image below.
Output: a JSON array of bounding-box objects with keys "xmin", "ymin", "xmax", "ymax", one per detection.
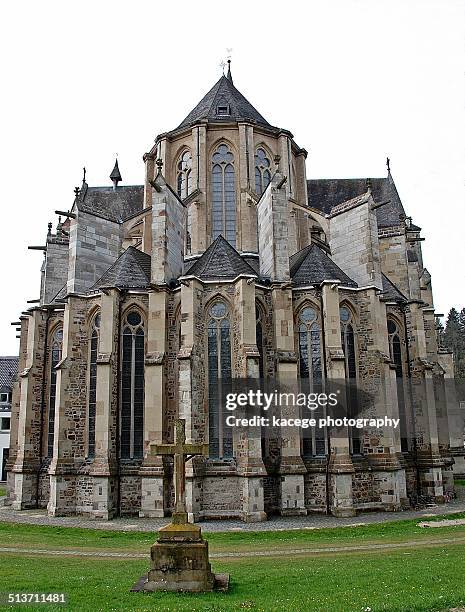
[
  {"xmin": 8, "ymin": 472, "xmax": 38, "ymax": 510},
  {"xmin": 135, "ymin": 522, "xmax": 228, "ymax": 593}
]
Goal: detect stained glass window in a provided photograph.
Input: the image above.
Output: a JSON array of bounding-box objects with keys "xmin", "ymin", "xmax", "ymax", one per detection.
[
  {"xmin": 121, "ymin": 310, "xmax": 145, "ymax": 459},
  {"xmin": 254, "ymin": 147, "xmax": 271, "ymax": 195},
  {"xmin": 211, "ymin": 144, "xmax": 236, "ymax": 247},
  {"xmin": 388, "ymin": 318, "xmax": 408, "ymax": 452},
  {"xmin": 87, "ymin": 312, "xmax": 100, "ymax": 458},
  {"xmin": 47, "ymin": 326, "xmax": 63, "ymax": 457},
  {"xmin": 177, "ymin": 150, "xmax": 193, "ymax": 199},
  {"xmin": 208, "ymin": 301, "xmax": 232, "ymax": 458},
  {"xmin": 297, "ymin": 306, "xmax": 325, "ymax": 456},
  {"xmin": 340, "ymin": 306, "xmax": 360, "ymax": 454}
]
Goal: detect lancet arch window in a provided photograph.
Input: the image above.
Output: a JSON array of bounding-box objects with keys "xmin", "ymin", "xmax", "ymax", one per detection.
[
  {"xmin": 387, "ymin": 317, "xmax": 408, "ymax": 452},
  {"xmin": 340, "ymin": 305, "xmax": 361, "ymax": 454},
  {"xmin": 211, "ymin": 144, "xmax": 236, "ymax": 247},
  {"xmin": 207, "ymin": 300, "xmax": 233, "ymax": 459},
  {"xmin": 47, "ymin": 326, "xmax": 63, "ymax": 457},
  {"xmin": 297, "ymin": 306, "xmax": 326, "ymax": 456},
  {"xmin": 254, "ymin": 147, "xmax": 271, "ymax": 195},
  {"xmin": 87, "ymin": 312, "xmax": 100, "ymax": 458},
  {"xmin": 176, "ymin": 150, "xmax": 193, "ymax": 199},
  {"xmin": 120, "ymin": 310, "xmax": 145, "ymax": 459}
]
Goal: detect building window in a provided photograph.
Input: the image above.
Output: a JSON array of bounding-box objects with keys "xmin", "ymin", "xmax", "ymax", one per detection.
[
  {"xmin": 340, "ymin": 306, "xmax": 360, "ymax": 454},
  {"xmin": 297, "ymin": 306, "xmax": 326, "ymax": 456},
  {"xmin": 388, "ymin": 318, "xmax": 409, "ymax": 452},
  {"xmin": 176, "ymin": 150, "xmax": 193, "ymax": 199},
  {"xmin": 87, "ymin": 312, "xmax": 100, "ymax": 458},
  {"xmin": 0, "ymin": 392, "xmax": 10, "ymax": 403},
  {"xmin": 255, "ymin": 147, "xmax": 271, "ymax": 195},
  {"xmin": 47, "ymin": 326, "xmax": 63, "ymax": 457},
  {"xmin": 0, "ymin": 417, "xmax": 10, "ymax": 431},
  {"xmin": 208, "ymin": 301, "xmax": 233, "ymax": 458},
  {"xmin": 211, "ymin": 144, "xmax": 236, "ymax": 247},
  {"xmin": 121, "ymin": 310, "xmax": 145, "ymax": 459},
  {"xmin": 216, "ymin": 104, "xmax": 230, "ymax": 116}
]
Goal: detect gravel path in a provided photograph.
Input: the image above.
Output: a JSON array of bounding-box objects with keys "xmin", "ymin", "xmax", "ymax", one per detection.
[{"xmin": 1, "ymin": 498, "xmax": 465, "ymax": 533}]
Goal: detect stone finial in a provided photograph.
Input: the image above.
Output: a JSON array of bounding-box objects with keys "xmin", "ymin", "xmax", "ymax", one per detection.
[
  {"xmin": 156, "ymin": 158, "xmax": 164, "ymax": 174},
  {"xmin": 366, "ymin": 178, "xmax": 372, "ymax": 193},
  {"xmin": 226, "ymin": 58, "xmax": 233, "ymax": 84},
  {"xmin": 110, "ymin": 158, "xmax": 122, "ymax": 191},
  {"xmin": 82, "ymin": 166, "xmax": 87, "ymax": 184},
  {"xmin": 386, "ymin": 156, "xmax": 391, "ymax": 173},
  {"xmin": 74, "ymin": 186, "xmax": 80, "ymax": 199},
  {"xmin": 47, "ymin": 222, "xmax": 52, "ymax": 236},
  {"xmin": 56, "ymin": 216, "xmax": 63, "ymax": 237}
]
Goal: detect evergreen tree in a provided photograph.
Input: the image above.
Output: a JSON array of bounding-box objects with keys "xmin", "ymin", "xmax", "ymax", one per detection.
[{"xmin": 443, "ymin": 307, "xmax": 465, "ymax": 379}]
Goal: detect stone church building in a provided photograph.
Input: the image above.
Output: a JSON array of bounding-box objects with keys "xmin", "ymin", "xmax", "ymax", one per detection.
[{"xmin": 7, "ymin": 64, "xmax": 464, "ymax": 520}]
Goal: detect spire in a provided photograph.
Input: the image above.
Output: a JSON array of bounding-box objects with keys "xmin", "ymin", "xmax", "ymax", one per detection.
[
  {"xmin": 386, "ymin": 156, "xmax": 391, "ymax": 174},
  {"xmin": 226, "ymin": 59, "xmax": 233, "ymax": 84},
  {"xmin": 110, "ymin": 158, "xmax": 122, "ymax": 190}
]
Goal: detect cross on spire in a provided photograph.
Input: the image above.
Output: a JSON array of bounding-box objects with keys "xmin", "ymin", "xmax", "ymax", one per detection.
[{"xmin": 151, "ymin": 419, "xmax": 208, "ymax": 524}]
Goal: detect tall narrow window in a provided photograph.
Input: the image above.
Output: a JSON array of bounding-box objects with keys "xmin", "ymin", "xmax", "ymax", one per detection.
[
  {"xmin": 121, "ymin": 310, "xmax": 145, "ymax": 459},
  {"xmin": 255, "ymin": 147, "xmax": 271, "ymax": 195},
  {"xmin": 297, "ymin": 306, "xmax": 325, "ymax": 456},
  {"xmin": 388, "ymin": 318, "xmax": 408, "ymax": 452},
  {"xmin": 47, "ymin": 326, "xmax": 63, "ymax": 457},
  {"xmin": 340, "ymin": 306, "xmax": 360, "ymax": 454},
  {"xmin": 208, "ymin": 301, "xmax": 232, "ymax": 458},
  {"xmin": 176, "ymin": 150, "xmax": 193, "ymax": 199},
  {"xmin": 87, "ymin": 312, "xmax": 100, "ymax": 458},
  {"xmin": 211, "ymin": 144, "xmax": 236, "ymax": 247}
]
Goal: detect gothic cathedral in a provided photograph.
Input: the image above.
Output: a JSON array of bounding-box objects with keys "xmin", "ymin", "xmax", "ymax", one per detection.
[{"xmin": 7, "ymin": 65, "xmax": 464, "ymax": 520}]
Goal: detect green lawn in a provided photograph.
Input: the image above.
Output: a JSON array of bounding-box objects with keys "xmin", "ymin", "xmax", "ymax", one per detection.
[
  {"xmin": 0, "ymin": 518, "xmax": 465, "ymax": 611},
  {"xmin": 0, "ymin": 485, "xmax": 6, "ymax": 497}
]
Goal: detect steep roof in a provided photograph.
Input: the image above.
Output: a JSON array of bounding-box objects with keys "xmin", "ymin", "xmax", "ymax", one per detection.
[
  {"xmin": 0, "ymin": 357, "xmax": 19, "ymax": 388},
  {"xmin": 76, "ymin": 182, "xmax": 144, "ymax": 223},
  {"xmin": 380, "ymin": 273, "xmax": 407, "ymax": 303},
  {"xmin": 307, "ymin": 173, "xmax": 406, "ymax": 228},
  {"xmin": 176, "ymin": 75, "xmax": 271, "ymax": 130},
  {"xmin": 184, "ymin": 235, "xmax": 257, "ymax": 280},
  {"xmin": 290, "ymin": 243, "xmax": 358, "ymax": 288},
  {"xmin": 90, "ymin": 246, "xmax": 151, "ymax": 291}
]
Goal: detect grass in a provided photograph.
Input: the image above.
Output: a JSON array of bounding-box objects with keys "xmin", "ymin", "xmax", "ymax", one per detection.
[
  {"xmin": 455, "ymin": 479, "xmax": 465, "ymax": 487},
  {"xmin": 1, "ymin": 512, "xmax": 465, "ymax": 554},
  {"xmin": 0, "ymin": 516, "xmax": 465, "ymax": 610},
  {"xmin": 0, "ymin": 485, "xmax": 6, "ymax": 497},
  {"xmin": 1, "ymin": 545, "xmax": 465, "ymax": 611}
]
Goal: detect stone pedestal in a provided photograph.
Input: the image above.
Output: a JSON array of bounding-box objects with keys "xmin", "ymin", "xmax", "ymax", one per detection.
[{"xmin": 134, "ymin": 522, "xmax": 228, "ymax": 593}]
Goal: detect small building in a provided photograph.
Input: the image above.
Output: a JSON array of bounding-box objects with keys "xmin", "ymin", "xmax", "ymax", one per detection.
[{"xmin": 0, "ymin": 357, "xmax": 18, "ymax": 481}]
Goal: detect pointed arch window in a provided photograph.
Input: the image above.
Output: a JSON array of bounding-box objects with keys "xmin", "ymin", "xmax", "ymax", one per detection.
[
  {"xmin": 340, "ymin": 306, "xmax": 360, "ymax": 454},
  {"xmin": 121, "ymin": 310, "xmax": 145, "ymax": 459},
  {"xmin": 47, "ymin": 326, "xmax": 63, "ymax": 457},
  {"xmin": 297, "ymin": 306, "xmax": 326, "ymax": 456},
  {"xmin": 388, "ymin": 318, "xmax": 408, "ymax": 452},
  {"xmin": 211, "ymin": 144, "xmax": 236, "ymax": 247},
  {"xmin": 177, "ymin": 150, "xmax": 193, "ymax": 199},
  {"xmin": 254, "ymin": 148, "xmax": 271, "ymax": 195},
  {"xmin": 208, "ymin": 301, "xmax": 233, "ymax": 458},
  {"xmin": 256, "ymin": 303, "xmax": 265, "ymax": 379},
  {"xmin": 87, "ymin": 312, "xmax": 100, "ymax": 458}
]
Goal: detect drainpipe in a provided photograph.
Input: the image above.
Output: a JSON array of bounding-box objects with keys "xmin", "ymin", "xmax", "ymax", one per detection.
[{"xmin": 403, "ymin": 306, "xmax": 421, "ymax": 499}]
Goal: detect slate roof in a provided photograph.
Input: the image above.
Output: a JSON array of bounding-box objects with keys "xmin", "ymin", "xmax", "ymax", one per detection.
[
  {"xmin": 176, "ymin": 75, "xmax": 271, "ymax": 130},
  {"xmin": 76, "ymin": 182, "xmax": 144, "ymax": 223},
  {"xmin": 0, "ymin": 357, "xmax": 19, "ymax": 389},
  {"xmin": 184, "ymin": 236, "xmax": 257, "ymax": 280},
  {"xmin": 90, "ymin": 246, "xmax": 151, "ymax": 291},
  {"xmin": 307, "ymin": 173, "xmax": 406, "ymax": 228},
  {"xmin": 380, "ymin": 273, "xmax": 407, "ymax": 303},
  {"xmin": 290, "ymin": 243, "xmax": 358, "ymax": 288}
]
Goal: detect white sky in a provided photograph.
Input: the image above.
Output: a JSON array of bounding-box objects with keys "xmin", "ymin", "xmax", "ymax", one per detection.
[{"xmin": 0, "ymin": 0, "xmax": 464, "ymax": 354}]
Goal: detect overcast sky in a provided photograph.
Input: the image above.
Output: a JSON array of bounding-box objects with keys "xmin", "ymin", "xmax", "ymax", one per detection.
[{"xmin": 0, "ymin": 0, "xmax": 463, "ymax": 354}]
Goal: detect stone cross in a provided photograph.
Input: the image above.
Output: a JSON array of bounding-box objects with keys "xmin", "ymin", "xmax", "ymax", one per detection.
[{"xmin": 151, "ymin": 419, "xmax": 208, "ymax": 524}]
